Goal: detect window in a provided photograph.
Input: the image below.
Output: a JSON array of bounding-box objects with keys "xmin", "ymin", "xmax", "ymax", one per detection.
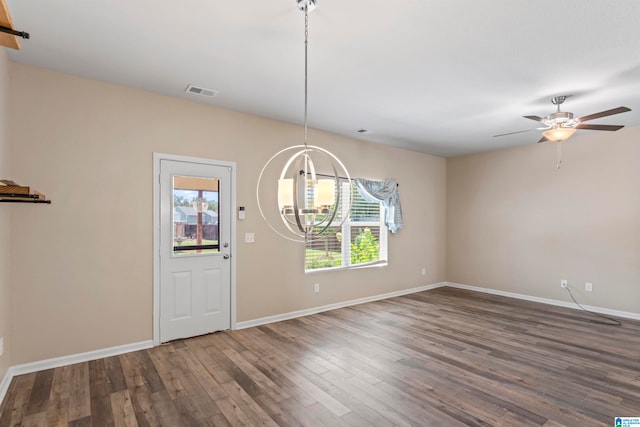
[
  {"xmin": 172, "ymin": 176, "xmax": 220, "ymax": 256},
  {"xmin": 305, "ymin": 181, "xmax": 388, "ymax": 271}
]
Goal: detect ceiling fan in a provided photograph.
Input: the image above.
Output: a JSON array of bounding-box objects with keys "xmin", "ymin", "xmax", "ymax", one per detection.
[{"xmin": 494, "ymin": 96, "xmax": 631, "ymax": 143}]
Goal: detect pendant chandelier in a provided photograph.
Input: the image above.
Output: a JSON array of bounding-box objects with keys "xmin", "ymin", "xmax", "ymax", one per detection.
[{"xmin": 256, "ymin": 0, "xmax": 352, "ymax": 243}]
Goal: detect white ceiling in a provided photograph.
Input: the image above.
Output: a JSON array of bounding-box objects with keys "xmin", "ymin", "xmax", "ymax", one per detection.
[{"xmin": 6, "ymin": 0, "xmax": 640, "ymax": 157}]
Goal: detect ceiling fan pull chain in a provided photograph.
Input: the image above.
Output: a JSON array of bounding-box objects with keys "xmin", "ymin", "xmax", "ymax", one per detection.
[{"xmin": 556, "ymin": 142, "xmax": 562, "ymax": 170}]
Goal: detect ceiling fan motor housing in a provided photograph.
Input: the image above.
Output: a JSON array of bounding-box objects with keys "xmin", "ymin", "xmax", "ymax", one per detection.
[{"xmin": 546, "ymin": 111, "xmax": 576, "ymax": 127}]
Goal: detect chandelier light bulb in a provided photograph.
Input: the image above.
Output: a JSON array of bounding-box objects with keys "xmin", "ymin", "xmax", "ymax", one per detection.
[{"xmin": 314, "ymin": 179, "xmax": 335, "ymax": 207}]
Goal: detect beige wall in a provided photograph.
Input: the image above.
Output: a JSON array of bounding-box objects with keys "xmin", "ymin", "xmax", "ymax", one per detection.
[
  {"xmin": 8, "ymin": 63, "xmax": 447, "ymax": 364},
  {"xmin": 0, "ymin": 50, "xmax": 10, "ymax": 378},
  {"xmin": 5, "ymin": 60, "xmax": 639, "ymax": 368},
  {"xmin": 447, "ymin": 129, "xmax": 640, "ymax": 313}
]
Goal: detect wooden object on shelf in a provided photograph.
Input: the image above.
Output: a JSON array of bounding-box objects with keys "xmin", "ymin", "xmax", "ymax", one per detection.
[
  {"xmin": 0, "ymin": 0, "xmax": 20, "ymax": 50},
  {"xmin": 0, "ymin": 179, "xmax": 30, "ymax": 194},
  {"xmin": 0, "ymin": 179, "xmax": 50, "ymax": 203}
]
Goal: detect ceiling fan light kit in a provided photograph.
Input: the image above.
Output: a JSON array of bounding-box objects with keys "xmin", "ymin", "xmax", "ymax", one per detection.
[{"xmin": 542, "ymin": 125, "xmax": 576, "ymax": 142}]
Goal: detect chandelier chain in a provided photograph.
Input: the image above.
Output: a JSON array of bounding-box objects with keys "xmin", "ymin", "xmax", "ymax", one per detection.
[
  {"xmin": 304, "ymin": 10, "xmax": 309, "ymax": 148},
  {"xmin": 255, "ymin": 0, "xmax": 352, "ymax": 243}
]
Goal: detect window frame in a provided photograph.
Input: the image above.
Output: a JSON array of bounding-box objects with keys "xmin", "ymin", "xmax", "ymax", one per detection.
[{"xmin": 304, "ymin": 180, "xmax": 388, "ymax": 273}]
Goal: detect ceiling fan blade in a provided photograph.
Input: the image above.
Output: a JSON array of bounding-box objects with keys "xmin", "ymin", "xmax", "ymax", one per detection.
[
  {"xmin": 493, "ymin": 129, "xmax": 537, "ymax": 137},
  {"xmin": 523, "ymin": 115, "xmax": 545, "ymax": 123},
  {"xmin": 575, "ymin": 124, "xmax": 624, "ymax": 131},
  {"xmin": 537, "ymin": 136, "xmax": 548, "ymax": 143},
  {"xmin": 578, "ymin": 106, "xmax": 631, "ymax": 122}
]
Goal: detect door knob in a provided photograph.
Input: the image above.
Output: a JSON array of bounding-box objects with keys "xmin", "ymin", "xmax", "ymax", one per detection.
[{"xmin": 223, "ymin": 254, "xmax": 230, "ymax": 259}]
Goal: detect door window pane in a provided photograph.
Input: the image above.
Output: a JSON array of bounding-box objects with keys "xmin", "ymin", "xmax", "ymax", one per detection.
[{"xmin": 172, "ymin": 176, "xmax": 219, "ymax": 256}]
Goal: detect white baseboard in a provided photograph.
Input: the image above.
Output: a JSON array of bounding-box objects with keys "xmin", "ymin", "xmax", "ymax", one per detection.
[
  {"xmin": 0, "ymin": 367, "xmax": 12, "ymax": 408},
  {"xmin": 446, "ymin": 282, "xmax": 640, "ymax": 321},
  {"xmin": 0, "ymin": 340, "xmax": 153, "ymax": 405},
  {"xmin": 236, "ymin": 282, "xmax": 447, "ymax": 329}
]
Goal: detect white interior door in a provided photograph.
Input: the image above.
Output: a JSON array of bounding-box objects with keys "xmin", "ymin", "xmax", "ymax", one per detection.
[{"xmin": 159, "ymin": 158, "xmax": 231, "ymax": 342}]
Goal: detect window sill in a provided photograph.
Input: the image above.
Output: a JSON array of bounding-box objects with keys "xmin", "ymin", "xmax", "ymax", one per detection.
[{"xmin": 305, "ymin": 260, "xmax": 388, "ymax": 274}]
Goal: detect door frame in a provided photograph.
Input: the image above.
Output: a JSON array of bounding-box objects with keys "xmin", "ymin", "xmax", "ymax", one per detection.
[{"xmin": 152, "ymin": 152, "xmax": 237, "ymax": 346}]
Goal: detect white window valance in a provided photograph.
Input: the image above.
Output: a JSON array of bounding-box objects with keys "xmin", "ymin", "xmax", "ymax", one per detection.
[{"xmin": 354, "ymin": 178, "xmax": 403, "ymax": 233}]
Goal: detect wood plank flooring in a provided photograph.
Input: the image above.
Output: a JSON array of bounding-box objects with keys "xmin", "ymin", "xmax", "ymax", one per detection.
[{"xmin": 1, "ymin": 287, "xmax": 639, "ymax": 426}]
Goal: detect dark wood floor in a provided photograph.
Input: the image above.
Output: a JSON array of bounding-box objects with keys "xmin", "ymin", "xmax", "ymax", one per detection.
[{"xmin": 1, "ymin": 287, "xmax": 639, "ymax": 426}]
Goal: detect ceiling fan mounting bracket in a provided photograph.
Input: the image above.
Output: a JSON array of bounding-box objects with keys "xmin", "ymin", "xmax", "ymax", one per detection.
[
  {"xmin": 297, "ymin": 0, "xmax": 317, "ymax": 12},
  {"xmin": 551, "ymin": 95, "xmax": 568, "ymax": 106}
]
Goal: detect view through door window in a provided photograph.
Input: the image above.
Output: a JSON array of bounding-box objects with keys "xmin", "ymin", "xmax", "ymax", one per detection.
[{"xmin": 172, "ymin": 175, "xmax": 220, "ymax": 255}]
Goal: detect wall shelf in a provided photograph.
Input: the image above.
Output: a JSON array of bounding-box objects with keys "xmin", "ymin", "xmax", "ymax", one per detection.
[
  {"xmin": 0, "ymin": 180, "xmax": 50, "ymax": 204},
  {"xmin": 0, "ymin": 0, "xmax": 27, "ymax": 50},
  {"xmin": 0, "ymin": 198, "xmax": 51, "ymax": 204}
]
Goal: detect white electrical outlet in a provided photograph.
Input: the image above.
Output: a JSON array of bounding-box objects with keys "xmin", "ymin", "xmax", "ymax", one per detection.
[
  {"xmin": 585, "ymin": 282, "xmax": 593, "ymax": 292},
  {"xmin": 560, "ymin": 279, "xmax": 568, "ymax": 288},
  {"xmin": 0, "ymin": 337, "xmax": 4, "ymax": 357},
  {"xmin": 314, "ymin": 283, "xmax": 320, "ymax": 293},
  {"xmin": 421, "ymin": 267, "xmax": 426, "ymax": 276},
  {"xmin": 245, "ymin": 232, "xmax": 255, "ymax": 243}
]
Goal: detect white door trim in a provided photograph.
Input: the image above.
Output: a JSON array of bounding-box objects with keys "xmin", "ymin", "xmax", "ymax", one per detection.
[{"xmin": 152, "ymin": 152, "xmax": 237, "ymax": 346}]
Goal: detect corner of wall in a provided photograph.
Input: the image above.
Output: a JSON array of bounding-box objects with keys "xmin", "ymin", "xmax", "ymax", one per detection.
[{"xmin": 0, "ymin": 47, "xmax": 12, "ymax": 382}]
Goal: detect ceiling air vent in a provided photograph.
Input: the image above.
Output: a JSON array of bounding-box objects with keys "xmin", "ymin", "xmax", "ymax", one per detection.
[{"xmin": 185, "ymin": 84, "xmax": 218, "ymax": 98}]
